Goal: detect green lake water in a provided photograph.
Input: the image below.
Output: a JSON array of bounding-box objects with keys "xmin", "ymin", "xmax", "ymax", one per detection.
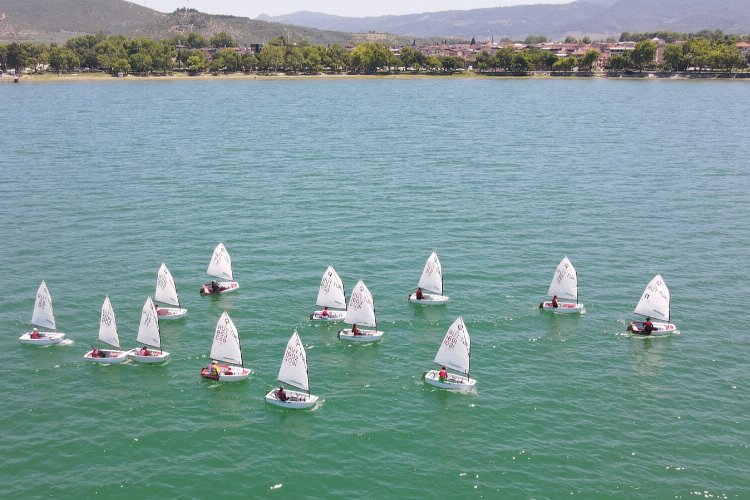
[{"xmin": 1, "ymin": 77, "xmax": 749, "ymax": 498}]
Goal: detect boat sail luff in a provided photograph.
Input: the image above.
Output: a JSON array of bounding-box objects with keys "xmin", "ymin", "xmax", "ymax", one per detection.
[
  {"xmin": 547, "ymin": 256, "xmax": 578, "ymax": 301},
  {"xmin": 316, "ymin": 266, "xmax": 346, "ymax": 309},
  {"xmin": 277, "ymin": 331, "xmax": 309, "ymax": 392},
  {"xmin": 417, "ymin": 252, "xmax": 443, "ymax": 295},
  {"xmin": 136, "ymin": 297, "xmax": 161, "ymax": 348},
  {"xmin": 344, "ymin": 280, "xmax": 377, "ymax": 327},
  {"xmin": 433, "ymin": 317, "xmax": 471, "ymax": 375},
  {"xmin": 206, "ymin": 242, "xmax": 233, "ymax": 281},
  {"xmin": 633, "ymin": 274, "xmax": 671, "ymax": 322},
  {"xmin": 155, "ymin": 263, "xmax": 180, "ymax": 307}
]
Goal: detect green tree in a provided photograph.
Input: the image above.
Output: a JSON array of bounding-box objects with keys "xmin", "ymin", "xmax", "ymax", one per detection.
[
  {"xmin": 186, "ymin": 53, "xmax": 207, "ymax": 74},
  {"xmin": 399, "ymin": 46, "xmax": 419, "ymax": 69},
  {"xmin": 630, "ymin": 40, "xmax": 657, "ymax": 71},
  {"xmin": 524, "ymin": 35, "xmax": 548, "ymax": 45},
  {"xmin": 213, "ymin": 48, "xmax": 241, "ymax": 73},
  {"xmin": 425, "ymin": 55, "xmax": 441, "ymax": 71},
  {"xmin": 683, "ymin": 38, "xmax": 712, "ymax": 70},
  {"xmin": 48, "ymin": 47, "xmax": 80, "ymax": 71},
  {"xmin": 662, "ymin": 44, "xmax": 687, "ymax": 71},
  {"xmin": 129, "ymin": 52, "xmax": 153, "ymax": 73},
  {"xmin": 552, "ymin": 56, "xmax": 577, "ymax": 71},
  {"xmin": 187, "ymin": 32, "xmax": 208, "ymax": 49},
  {"xmin": 240, "ymin": 52, "xmax": 257, "ymax": 72},
  {"xmin": 350, "ymin": 42, "xmax": 395, "ymax": 73},
  {"xmin": 493, "ymin": 46, "xmax": 515, "ymax": 71},
  {"xmin": 112, "ymin": 58, "xmax": 130, "ymax": 75},
  {"xmin": 440, "ymin": 56, "xmax": 463, "ymax": 72},
  {"xmin": 607, "ymin": 53, "xmax": 630, "ymax": 70},
  {"xmin": 564, "ymin": 36, "xmax": 578, "ymax": 44},
  {"xmin": 510, "ymin": 53, "xmax": 531, "ymax": 72},
  {"xmin": 209, "ymin": 32, "xmax": 238, "ymax": 48},
  {"xmin": 474, "ymin": 51, "xmax": 493, "ymax": 70},
  {"xmin": 257, "ymin": 45, "xmax": 285, "ymax": 71},
  {"xmin": 322, "ymin": 44, "xmax": 349, "ymax": 72},
  {"xmin": 578, "ymin": 49, "xmax": 601, "ymax": 70}
]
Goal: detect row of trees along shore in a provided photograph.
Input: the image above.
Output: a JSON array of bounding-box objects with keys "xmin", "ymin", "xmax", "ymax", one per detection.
[{"xmin": 1, "ymin": 30, "xmax": 749, "ymax": 76}]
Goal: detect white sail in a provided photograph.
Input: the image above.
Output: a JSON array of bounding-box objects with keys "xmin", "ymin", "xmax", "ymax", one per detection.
[
  {"xmin": 98, "ymin": 296, "xmax": 120, "ymax": 348},
  {"xmin": 136, "ymin": 297, "xmax": 161, "ymax": 348},
  {"xmin": 207, "ymin": 242, "xmax": 234, "ymax": 280},
  {"xmin": 316, "ymin": 266, "xmax": 346, "ymax": 309},
  {"xmin": 417, "ymin": 252, "xmax": 443, "ymax": 295},
  {"xmin": 155, "ymin": 263, "xmax": 180, "ymax": 306},
  {"xmin": 31, "ymin": 280, "xmax": 56, "ymax": 330},
  {"xmin": 634, "ymin": 274, "xmax": 671, "ymax": 322},
  {"xmin": 547, "ymin": 256, "xmax": 578, "ymax": 301},
  {"xmin": 210, "ymin": 311, "xmax": 243, "ymax": 366},
  {"xmin": 434, "ymin": 317, "xmax": 471, "ymax": 376},
  {"xmin": 277, "ymin": 331, "xmax": 309, "ymax": 392},
  {"xmin": 344, "ymin": 280, "xmax": 377, "ymax": 328}
]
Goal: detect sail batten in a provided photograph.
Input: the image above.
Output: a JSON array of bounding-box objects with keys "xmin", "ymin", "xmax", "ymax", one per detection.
[
  {"xmin": 344, "ymin": 280, "xmax": 377, "ymax": 327},
  {"xmin": 209, "ymin": 311, "xmax": 244, "ymax": 366},
  {"xmin": 634, "ymin": 274, "xmax": 671, "ymax": 322},
  {"xmin": 207, "ymin": 243, "xmax": 234, "ymax": 281},
  {"xmin": 98, "ymin": 296, "xmax": 120, "ymax": 348},
  {"xmin": 547, "ymin": 256, "xmax": 578, "ymax": 301},
  {"xmin": 277, "ymin": 331, "xmax": 309, "ymax": 391},
  {"xmin": 31, "ymin": 280, "xmax": 56, "ymax": 330},
  {"xmin": 136, "ymin": 297, "xmax": 161, "ymax": 348},
  {"xmin": 417, "ymin": 252, "xmax": 443, "ymax": 295},
  {"xmin": 316, "ymin": 266, "xmax": 346, "ymax": 309},
  {"xmin": 433, "ymin": 317, "xmax": 471, "ymax": 376}
]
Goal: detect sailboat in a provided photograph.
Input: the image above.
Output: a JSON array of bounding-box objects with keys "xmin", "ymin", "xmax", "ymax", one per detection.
[
  {"xmin": 309, "ymin": 266, "xmax": 347, "ymax": 321},
  {"xmin": 200, "ymin": 243, "xmax": 239, "ymax": 295},
  {"xmin": 128, "ymin": 297, "xmax": 170, "ymax": 363},
  {"xmin": 200, "ymin": 311, "xmax": 250, "ymax": 382},
  {"xmin": 83, "ymin": 296, "xmax": 129, "ymax": 363},
  {"xmin": 265, "ymin": 331, "xmax": 319, "ymax": 409},
  {"xmin": 18, "ymin": 280, "xmax": 66, "ymax": 345},
  {"xmin": 338, "ymin": 280, "xmax": 383, "ymax": 343},
  {"xmin": 154, "ymin": 263, "xmax": 188, "ymax": 319},
  {"xmin": 539, "ymin": 256, "xmax": 585, "ymax": 313},
  {"xmin": 627, "ymin": 274, "xmax": 678, "ymax": 336},
  {"xmin": 424, "ymin": 316, "xmax": 476, "ymax": 390},
  {"xmin": 408, "ymin": 252, "xmax": 449, "ymax": 304}
]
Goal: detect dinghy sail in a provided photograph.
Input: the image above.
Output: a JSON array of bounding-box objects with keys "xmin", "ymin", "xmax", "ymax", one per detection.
[
  {"xmin": 310, "ymin": 266, "xmax": 347, "ymax": 321},
  {"xmin": 338, "ymin": 280, "xmax": 383, "ymax": 342},
  {"xmin": 201, "ymin": 311, "xmax": 250, "ymax": 381},
  {"xmin": 200, "ymin": 243, "xmax": 239, "ymax": 295},
  {"xmin": 155, "ymin": 263, "xmax": 187, "ymax": 319},
  {"xmin": 84, "ymin": 296, "xmax": 128, "ymax": 363},
  {"xmin": 265, "ymin": 331, "xmax": 319, "ymax": 409},
  {"xmin": 129, "ymin": 297, "xmax": 170, "ymax": 363},
  {"xmin": 409, "ymin": 252, "xmax": 449, "ymax": 304},
  {"xmin": 424, "ymin": 316, "xmax": 476, "ymax": 390},
  {"xmin": 539, "ymin": 256, "xmax": 584, "ymax": 313},
  {"xmin": 18, "ymin": 280, "xmax": 66, "ymax": 345},
  {"xmin": 628, "ymin": 274, "xmax": 677, "ymax": 335}
]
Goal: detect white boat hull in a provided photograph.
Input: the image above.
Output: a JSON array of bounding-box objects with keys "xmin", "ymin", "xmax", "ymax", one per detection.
[
  {"xmin": 156, "ymin": 306, "xmax": 188, "ymax": 320},
  {"xmin": 200, "ymin": 281, "xmax": 239, "ymax": 295},
  {"xmin": 128, "ymin": 349, "xmax": 171, "ymax": 363},
  {"xmin": 200, "ymin": 364, "xmax": 250, "ymax": 382},
  {"xmin": 265, "ymin": 389, "xmax": 319, "ymax": 409},
  {"xmin": 424, "ymin": 370, "xmax": 476, "ymax": 390},
  {"xmin": 18, "ymin": 331, "xmax": 65, "ymax": 345},
  {"xmin": 628, "ymin": 321, "xmax": 678, "ymax": 336},
  {"xmin": 83, "ymin": 349, "xmax": 129, "ymax": 364},
  {"xmin": 309, "ymin": 309, "xmax": 346, "ymax": 321},
  {"xmin": 338, "ymin": 328, "xmax": 383, "ymax": 342},
  {"xmin": 539, "ymin": 301, "xmax": 585, "ymax": 314},
  {"xmin": 408, "ymin": 293, "xmax": 449, "ymax": 304}
]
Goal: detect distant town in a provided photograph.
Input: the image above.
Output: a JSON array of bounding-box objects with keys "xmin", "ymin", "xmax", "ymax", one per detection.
[{"xmin": 2, "ymin": 30, "xmax": 750, "ymax": 80}]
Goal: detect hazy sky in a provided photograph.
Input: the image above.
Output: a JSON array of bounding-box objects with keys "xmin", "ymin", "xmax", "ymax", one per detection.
[{"xmin": 128, "ymin": 0, "xmax": 570, "ymax": 19}]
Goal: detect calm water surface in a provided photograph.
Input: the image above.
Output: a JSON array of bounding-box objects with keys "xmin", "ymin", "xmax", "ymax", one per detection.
[{"xmin": 1, "ymin": 78, "xmax": 749, "ymax": 498}]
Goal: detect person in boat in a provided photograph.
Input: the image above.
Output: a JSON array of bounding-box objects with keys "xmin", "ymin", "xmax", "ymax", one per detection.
[
  {"xmin": 277, "ymin": 385, "xmax": 287, "ymax": 401},
  {"xmin": 351, "ymin": 323, "xmax": 361, "ymax": 336},
  {"xmin": 139, "ymin": 346, "xmax": 150, "ymax": 356},
  {"xmin": 551, "ymin": 295, "xmax": 559, "ymax": 308},
  {"xmin": 320, "ymin": 307, "xmax": 330, "ymax": 318},
  {"xmin": 91, "ymin": 347, "xmax": 104, "ymax": 358},
  {"xmin": 211, "ymin": 360, "xmax": 221, "ymax": 378},
  {"xmin": 156, "ymin": 306, "xmax": 168, "ymax": 316},
  {"xmin": 30, "ymin": 328, "xmax": 42, "ymax": 339},
  {"xmin": 439, "ymin": 366, "xmax": 448, "ymax": 382},
  {"xmin": 415, "ymin": 287, "xmax": 424, "ymax": 300},
  {"xmin": 642, "ymin": 317, "xmax": 654, "ymax": 335},
  {"xmin": 210, "ymin": 281, "xmax": 220, "ymax": 294}
]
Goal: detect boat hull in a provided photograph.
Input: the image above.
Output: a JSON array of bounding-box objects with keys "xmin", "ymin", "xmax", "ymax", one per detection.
[
  {"xmin": 338, "ymin": 329, "xmax": 383, "ymax": 342},
  {"xmin": 309, "ymin": 309, "xmax": 346, "ymax": 321},
  {"xmin": 128, "ymin": 349, "xmax": 171, "ymax": 363},
  {"xmin": 156, "ymin": 306, "xmax": 188, "ymax": 320},
  {"xmin": 200, "ymin": 365, "xmax": 250, "ymax": 382},
  {"xmin": 627, "ymin": 321, "xmax": 677, "ymax": 336},
  {"xmin": 408, "ymin": 293, "xmax": 449, "ymax": 305},
  {"xmin": 200, "ymin": 281, "xmax": 239, "ymax": 295},
  {"xmin": 540, "ymin": 301, "xmax": 585, "ymax": 314},
  {"xmin": 83, "ymin": 349, "xmax": 129, "ymax": 364},
  {"xmin": 265, "ymin": 389, "xmax": 319, "ymax": 409},
  {"xmin": 18, "ymin": 331, "xmax": 65, "ymax": 345},
  {"xmin": 424, "ymin": 370, "xmax": 476, "ymax": 390}
]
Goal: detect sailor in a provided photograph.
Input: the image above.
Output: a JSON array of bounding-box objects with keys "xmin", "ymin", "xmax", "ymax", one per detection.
[
  {"xmin": 551, "ymin": 295, "xmax": 559, "ymax": 308},
  {"xmin": 210, "ymin": 281, "xmax": 220, "ymax": 293},
  {"xmin": 642, "ymin": 317, "xmax": 654, "ymax": 335},
  {"xmin": 321, "ymin": 307, "xmax": 330, "ymax": 318},
  {"xmin": 30, "ymin": 328, "xmax": 41, "ymax": 339},
  {"xmin": 351, "ymin": 323, "xmax": 361, "ymax": 335},
  {"xmin": 277, "ymin": 385, "xmax": 287, "ymax": 401},
  {"xmin": 415, "ymin": 287, "xmax": 424, "ymax": 300},
  {"xmin": 439, "ymin": 366, "xmax": 448, "ymax": 382}
]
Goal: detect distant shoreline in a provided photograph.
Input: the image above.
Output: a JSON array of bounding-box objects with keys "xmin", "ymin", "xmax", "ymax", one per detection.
[{"xmin": 8, "ymin": 70, "xmax": 750, "ymax": 83}]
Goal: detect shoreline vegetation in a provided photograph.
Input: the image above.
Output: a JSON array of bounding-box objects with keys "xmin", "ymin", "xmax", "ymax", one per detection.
[{"xmin": 2, "ymin": 29, "xmax": 749, "ymax": 83}]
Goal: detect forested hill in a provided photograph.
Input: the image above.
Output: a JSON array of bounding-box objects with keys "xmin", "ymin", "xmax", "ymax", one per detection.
[
  {"xmin": 0, "ymin": 0, "xmax": 385, "ymax": 45},
  {"xmin": 258, "ymin": 0, "xmax": 750, "ymax": 40}
]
